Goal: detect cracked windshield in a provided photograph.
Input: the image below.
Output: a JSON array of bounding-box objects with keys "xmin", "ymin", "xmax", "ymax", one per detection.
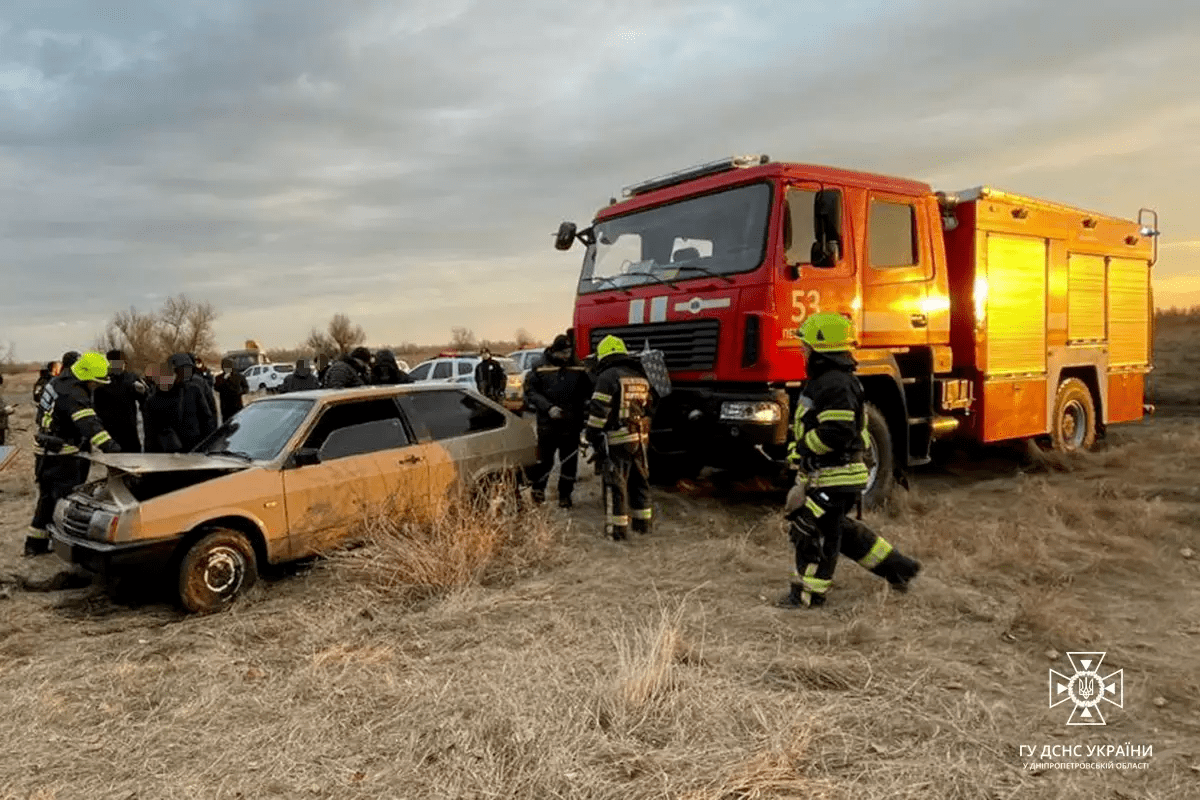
[{"xmin": 578, "ymin": 182, "xmax": 771, "ymax": 293}]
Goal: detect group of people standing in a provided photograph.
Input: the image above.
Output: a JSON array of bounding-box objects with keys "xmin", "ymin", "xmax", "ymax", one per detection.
[
  {"xmin": 529, "ymin": 315, "xmax": 920, "ymax": 608},
  {"xmin": 523, "ymin": 332, "xmax": 655, "ymax": 541}
]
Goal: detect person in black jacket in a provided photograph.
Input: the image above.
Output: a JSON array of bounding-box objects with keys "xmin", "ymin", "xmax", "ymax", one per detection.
[
  {"xmin": 371, "ymin": 350, "xmax": 412, "ymax": 385},
  {"xmin": 323, "ymin": 347, "xmax": 373, "ymax": 388},
  {"xmin": 26, "ymin": 352, "xmax": 120, "ymax": 555},
  {"xmin": 280, "ymin": 359, "xmax": 321, "ymax": 392},
  {"xmin": 214, "ymin": 358, "xmax": 250, "ymax": 422},
  {"xmin": 32, "ymin": 361, "xmax": 60, "ymax": 406},
  {"xmin": 524, "ymin": 334, "xmax": 592, "ymax": 508},
  {"xmin": 474, "ymin": 348, "xmax": 506, "ymax": 403},
  {"xmin": 778, "ymin": 313, "xmax": 920, "ymax": 609},
  {"xmin": 93, "ymin": 349, "xmax": 148, "ymax": 453},
  {"xmin": 585, "ymin": 335, "xmax": 656, "ymax": 540},
  {"xmin": 144, "ymin": 353, "xmax": 218, "ymax": 453}
]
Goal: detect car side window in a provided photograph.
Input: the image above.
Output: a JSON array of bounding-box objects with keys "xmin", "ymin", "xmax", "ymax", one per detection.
[
  {"xmin": 301, "ymin": 398, "xmax": 412, "ymax": 456},
  {"xmin": 319, "ymin": 419, "xmax": 409, "ymax": 461},
  {"xmin": 408, "ymin": 362, "xmax": 432, "ymax": 381},
  {"xmin": 432, "ymin": 361, "xmax": 452, "ymax": 380},
  {"xmin": 456, "ymin": 360, "xmax": 474, "ymax": 376},
  {"xmin": 398, "ymin": 389, "xmax": 506, "ymax": 441}
]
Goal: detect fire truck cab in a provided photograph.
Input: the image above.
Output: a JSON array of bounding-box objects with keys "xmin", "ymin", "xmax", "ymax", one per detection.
[{"xmin": 556, "ymin": 156, "xmax": 1157, "ymax": 504}]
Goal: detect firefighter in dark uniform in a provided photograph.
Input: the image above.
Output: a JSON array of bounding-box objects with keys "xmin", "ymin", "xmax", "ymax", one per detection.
[
  {"xmin": 585, "ymin": 335, "xmax": 655, "ymax": 540},
  {"xmin": 26, "ymin": 352, "xmax": 121, "ymax": 556},
  {"xmin": 779, "ymin": 313, "xmax": 920, "ymax": 608},
  {"xmin": 524, "ymin": 333, "xmax": 592, "ymax": 508}
]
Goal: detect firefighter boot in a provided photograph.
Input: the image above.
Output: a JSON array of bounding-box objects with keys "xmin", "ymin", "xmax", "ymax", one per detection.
[
  {"xmin": 877, "ymin": 551, "xmax": 921, "ymax": 593},
  {"xmin": 23, "ymin": 535, "xmax": 51, "ymax": 557},
  {"xmin": 530, "ymin": 489, "xmax": 546, "ymax": 506},
  {"xmin": 776, "ymin": 584, "xmax": 826, "ymax": 609},
  {"xmin": 558, "ymin": 495, "xmax": 573, "ymax": 509}
]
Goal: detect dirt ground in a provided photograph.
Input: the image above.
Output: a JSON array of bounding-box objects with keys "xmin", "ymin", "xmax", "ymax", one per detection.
[{"xmin": 1, "ymin": 328, "xmax": 1198, "ymax": 799}]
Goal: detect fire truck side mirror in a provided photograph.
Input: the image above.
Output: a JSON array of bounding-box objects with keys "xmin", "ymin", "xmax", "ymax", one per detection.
[{"xmin": 555, "ymin": 221, "xmax": 578, "ymax": 251}]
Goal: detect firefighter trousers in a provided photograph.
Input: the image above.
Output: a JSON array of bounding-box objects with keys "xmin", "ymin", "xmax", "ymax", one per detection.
[
  {"xmin": 28, "ymin": 454, "xmax": 86, "ymax": 541},
  {"xmin": 601, "ymin": 447, "xmax": 651, "ymax": 540},
  {"xmin": 787, "ymin": 488, "xmax": 918, "ymax": 606},
  {"xmin": 529, "ymin": 425, "xmax": 581, "ymax": 500}
]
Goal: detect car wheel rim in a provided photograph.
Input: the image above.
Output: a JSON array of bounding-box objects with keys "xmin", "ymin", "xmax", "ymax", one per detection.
[
  {"xmin": 202, "ymin": 546, "xmax": 244, "ymax": 595},
  {"xmin": 1063, "ymin": 400, "xmax": 1086, "ymax": 448}
]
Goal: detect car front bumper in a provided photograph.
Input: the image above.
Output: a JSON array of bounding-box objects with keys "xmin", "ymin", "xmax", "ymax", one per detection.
[{"xmin": 50, "ymin": 525, "xmax": 186, "ymax": 575}]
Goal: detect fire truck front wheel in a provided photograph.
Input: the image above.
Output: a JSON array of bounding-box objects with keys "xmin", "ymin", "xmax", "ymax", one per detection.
[
  {"xmin": 1051, "ymin": 378, "xmax": 1097, "ymax": 452},
  {"xmin": 862, "ymin": 403, "xmax": 894, "ymax": 509}
]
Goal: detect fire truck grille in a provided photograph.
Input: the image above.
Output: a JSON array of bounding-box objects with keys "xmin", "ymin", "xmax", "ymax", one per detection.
[{"xmin": 590, "ymin": 320, "xmax": 719, "ymax": 371}]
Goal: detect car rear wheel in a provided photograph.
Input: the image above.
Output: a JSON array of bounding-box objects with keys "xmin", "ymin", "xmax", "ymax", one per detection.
[{"xmin": 178, "ymin": 528, "xmax": 258, "ymax": 613}]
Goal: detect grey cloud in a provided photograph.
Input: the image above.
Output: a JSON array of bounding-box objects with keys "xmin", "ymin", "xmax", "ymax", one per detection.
[{"xmin": 1, "ymin": 0, "xmax": 1195, "ymax": 358}]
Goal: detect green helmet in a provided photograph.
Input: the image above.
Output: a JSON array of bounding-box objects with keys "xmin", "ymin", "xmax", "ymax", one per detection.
[
  {"xmin": 71, "ymin": 351, "xmax": 112, "ymax": 384},
  {"xmin": 596, "ymin": 334, "xmax": 627, "ymax": 360},
  {"xmin": 799, "ymin": 312, "xmax": 855, "ymax": 353}
]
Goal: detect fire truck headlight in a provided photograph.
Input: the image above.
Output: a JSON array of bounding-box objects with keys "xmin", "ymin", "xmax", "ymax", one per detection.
[{"xmin": 720, "ymin": 401, "xmax": 782, "ymax": 424}]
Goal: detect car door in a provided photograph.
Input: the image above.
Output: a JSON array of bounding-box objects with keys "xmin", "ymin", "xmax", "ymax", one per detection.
[
  {"xmin": 398, "ymin": 388, "xmax": 513, "ymax": 505},
  {"xmin": 281, "ymin": 396, "xmax": 429, "ymax": 558}
]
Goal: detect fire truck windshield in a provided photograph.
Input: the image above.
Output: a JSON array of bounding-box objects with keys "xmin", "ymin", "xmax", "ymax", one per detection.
[{"xmin": 578, "ymin": 182, "xmax": 771, "ymax": 294}]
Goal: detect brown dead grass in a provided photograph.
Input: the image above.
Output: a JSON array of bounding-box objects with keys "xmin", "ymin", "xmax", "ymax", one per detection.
[{"xmin": 330, "ymin": 482, "xmax": 562, "ymax": 604}]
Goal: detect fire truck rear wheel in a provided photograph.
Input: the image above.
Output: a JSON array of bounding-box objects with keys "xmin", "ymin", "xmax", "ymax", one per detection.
[
  {"xmin": 862, "ymin": 403, "xmax": 894, "ymax": 509},
  {"xmin": 1051, "ymin": 378, "xmax": 1096, "ymax": 453}
]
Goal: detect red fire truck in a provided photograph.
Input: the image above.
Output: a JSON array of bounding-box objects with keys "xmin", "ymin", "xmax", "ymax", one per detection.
[{"xmin": 555, "ymin": 155, "xmax": 1158, "ymax": 504}]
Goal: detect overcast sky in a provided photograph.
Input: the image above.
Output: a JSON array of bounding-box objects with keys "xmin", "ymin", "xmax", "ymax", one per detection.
[{"xmin": 2, "ymin": 0, "xmax": 1197, "ymax": 361}]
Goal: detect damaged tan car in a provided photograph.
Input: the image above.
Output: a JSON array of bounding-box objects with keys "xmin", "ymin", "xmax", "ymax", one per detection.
[{"xmin": 50, "ymin": 385, "xmax": 537, "ymax": 612}]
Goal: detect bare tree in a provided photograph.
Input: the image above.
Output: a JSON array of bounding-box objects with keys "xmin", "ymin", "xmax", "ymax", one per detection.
[
  {"xmin": 304, "ymin": 327, "xmax": 339, "ymax": 360},
  {"xmin": 450, "ymin": 327, "xmax": 476, "ymax": 350},
  {"xmin": 96, "ymin": 295, "xmax": 219, "ymax": 372},
  {"xmin": 0, "ymin": 340, "xmax": 16, "ymax": 365},
  {"xmin": 157, "ymin": 294, "xmax": 217, "ymax": 358},
  {"xmin": 99, "ymin": 308, "xmax": 161, "ymax": 370},
  {"xmin": 328, "ymin": 313, "xmax": 366, "ymax": 353},
  {"xmin": 514, "ymin": 328, "xmax": 536, "ymax": 348}
]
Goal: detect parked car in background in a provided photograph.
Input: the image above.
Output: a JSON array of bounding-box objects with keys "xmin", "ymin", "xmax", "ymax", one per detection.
[
  {"xmin": 507, "ymin": 348, "xmax": 544, "ymax": 373},
  {"xmin": 408, "ymin": 354, "xmax": 525, "ymax": 412},
  {"xmin": 49, "ymin": 385, "xmax": 538, "ymax": 612},
  {"xmin": 243, "ymin": 363, "xmax": 294, "ymax": 392}
]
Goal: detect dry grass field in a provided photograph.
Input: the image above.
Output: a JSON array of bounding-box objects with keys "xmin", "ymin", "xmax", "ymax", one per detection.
[{"xmin": 1, "ymin": 322, "xmax": 1198, "ymax": 799}]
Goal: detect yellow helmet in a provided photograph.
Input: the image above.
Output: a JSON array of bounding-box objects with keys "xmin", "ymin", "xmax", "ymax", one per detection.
[
  {"xmin": 596, "ymin": 334, "xmax": 627, "ymax": 360},
  {"xmin": 800, "ymin": 312, "xmax": 855, "ymax": 353},
  {"xmin": 71, "ymin": 351, "xmax": 112, "ymax": 384}
]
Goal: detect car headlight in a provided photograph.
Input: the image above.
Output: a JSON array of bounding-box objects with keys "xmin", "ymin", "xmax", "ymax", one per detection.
[{"xmin": 720, "ymin": 401, "xmax": 782, "ymax": 424}]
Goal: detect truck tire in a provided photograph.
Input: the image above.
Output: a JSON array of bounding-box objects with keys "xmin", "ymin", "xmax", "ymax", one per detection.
[
  {"xmin": 178, "ymin": 528, "xmax": 258, "ymax": 614},
  {"xmin": 862, "ymin": 403, "xmax": 894, "ymax": 509},
  {"xmin": 1051, "ymin": 378, "xmax": 1096, "ymax": 452}
]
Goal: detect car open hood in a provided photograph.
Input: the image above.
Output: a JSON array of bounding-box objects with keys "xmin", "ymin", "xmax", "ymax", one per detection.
[{"xmin": 86, "ymin": 452, "xmax": 254, "ymax": 475}]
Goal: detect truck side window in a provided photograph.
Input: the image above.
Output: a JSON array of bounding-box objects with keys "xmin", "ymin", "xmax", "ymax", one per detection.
[
  {"xmin": 868, "ymin": 200, "xmax": 918, "ymax": 268},
  {"xmin": 784, "ymin": 189, "xmax": 817, "ymax": 265}
]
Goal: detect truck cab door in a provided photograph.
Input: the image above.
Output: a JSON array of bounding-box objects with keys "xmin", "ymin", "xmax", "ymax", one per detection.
[{"xmin": 860, "ymin": 193, "xmax": 933, "ymax": 348}]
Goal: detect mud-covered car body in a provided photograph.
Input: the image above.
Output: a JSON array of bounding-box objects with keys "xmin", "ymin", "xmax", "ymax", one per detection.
[{"xmin": 50, "ymin": 385, "xmax": 537, "ymax": 582}]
